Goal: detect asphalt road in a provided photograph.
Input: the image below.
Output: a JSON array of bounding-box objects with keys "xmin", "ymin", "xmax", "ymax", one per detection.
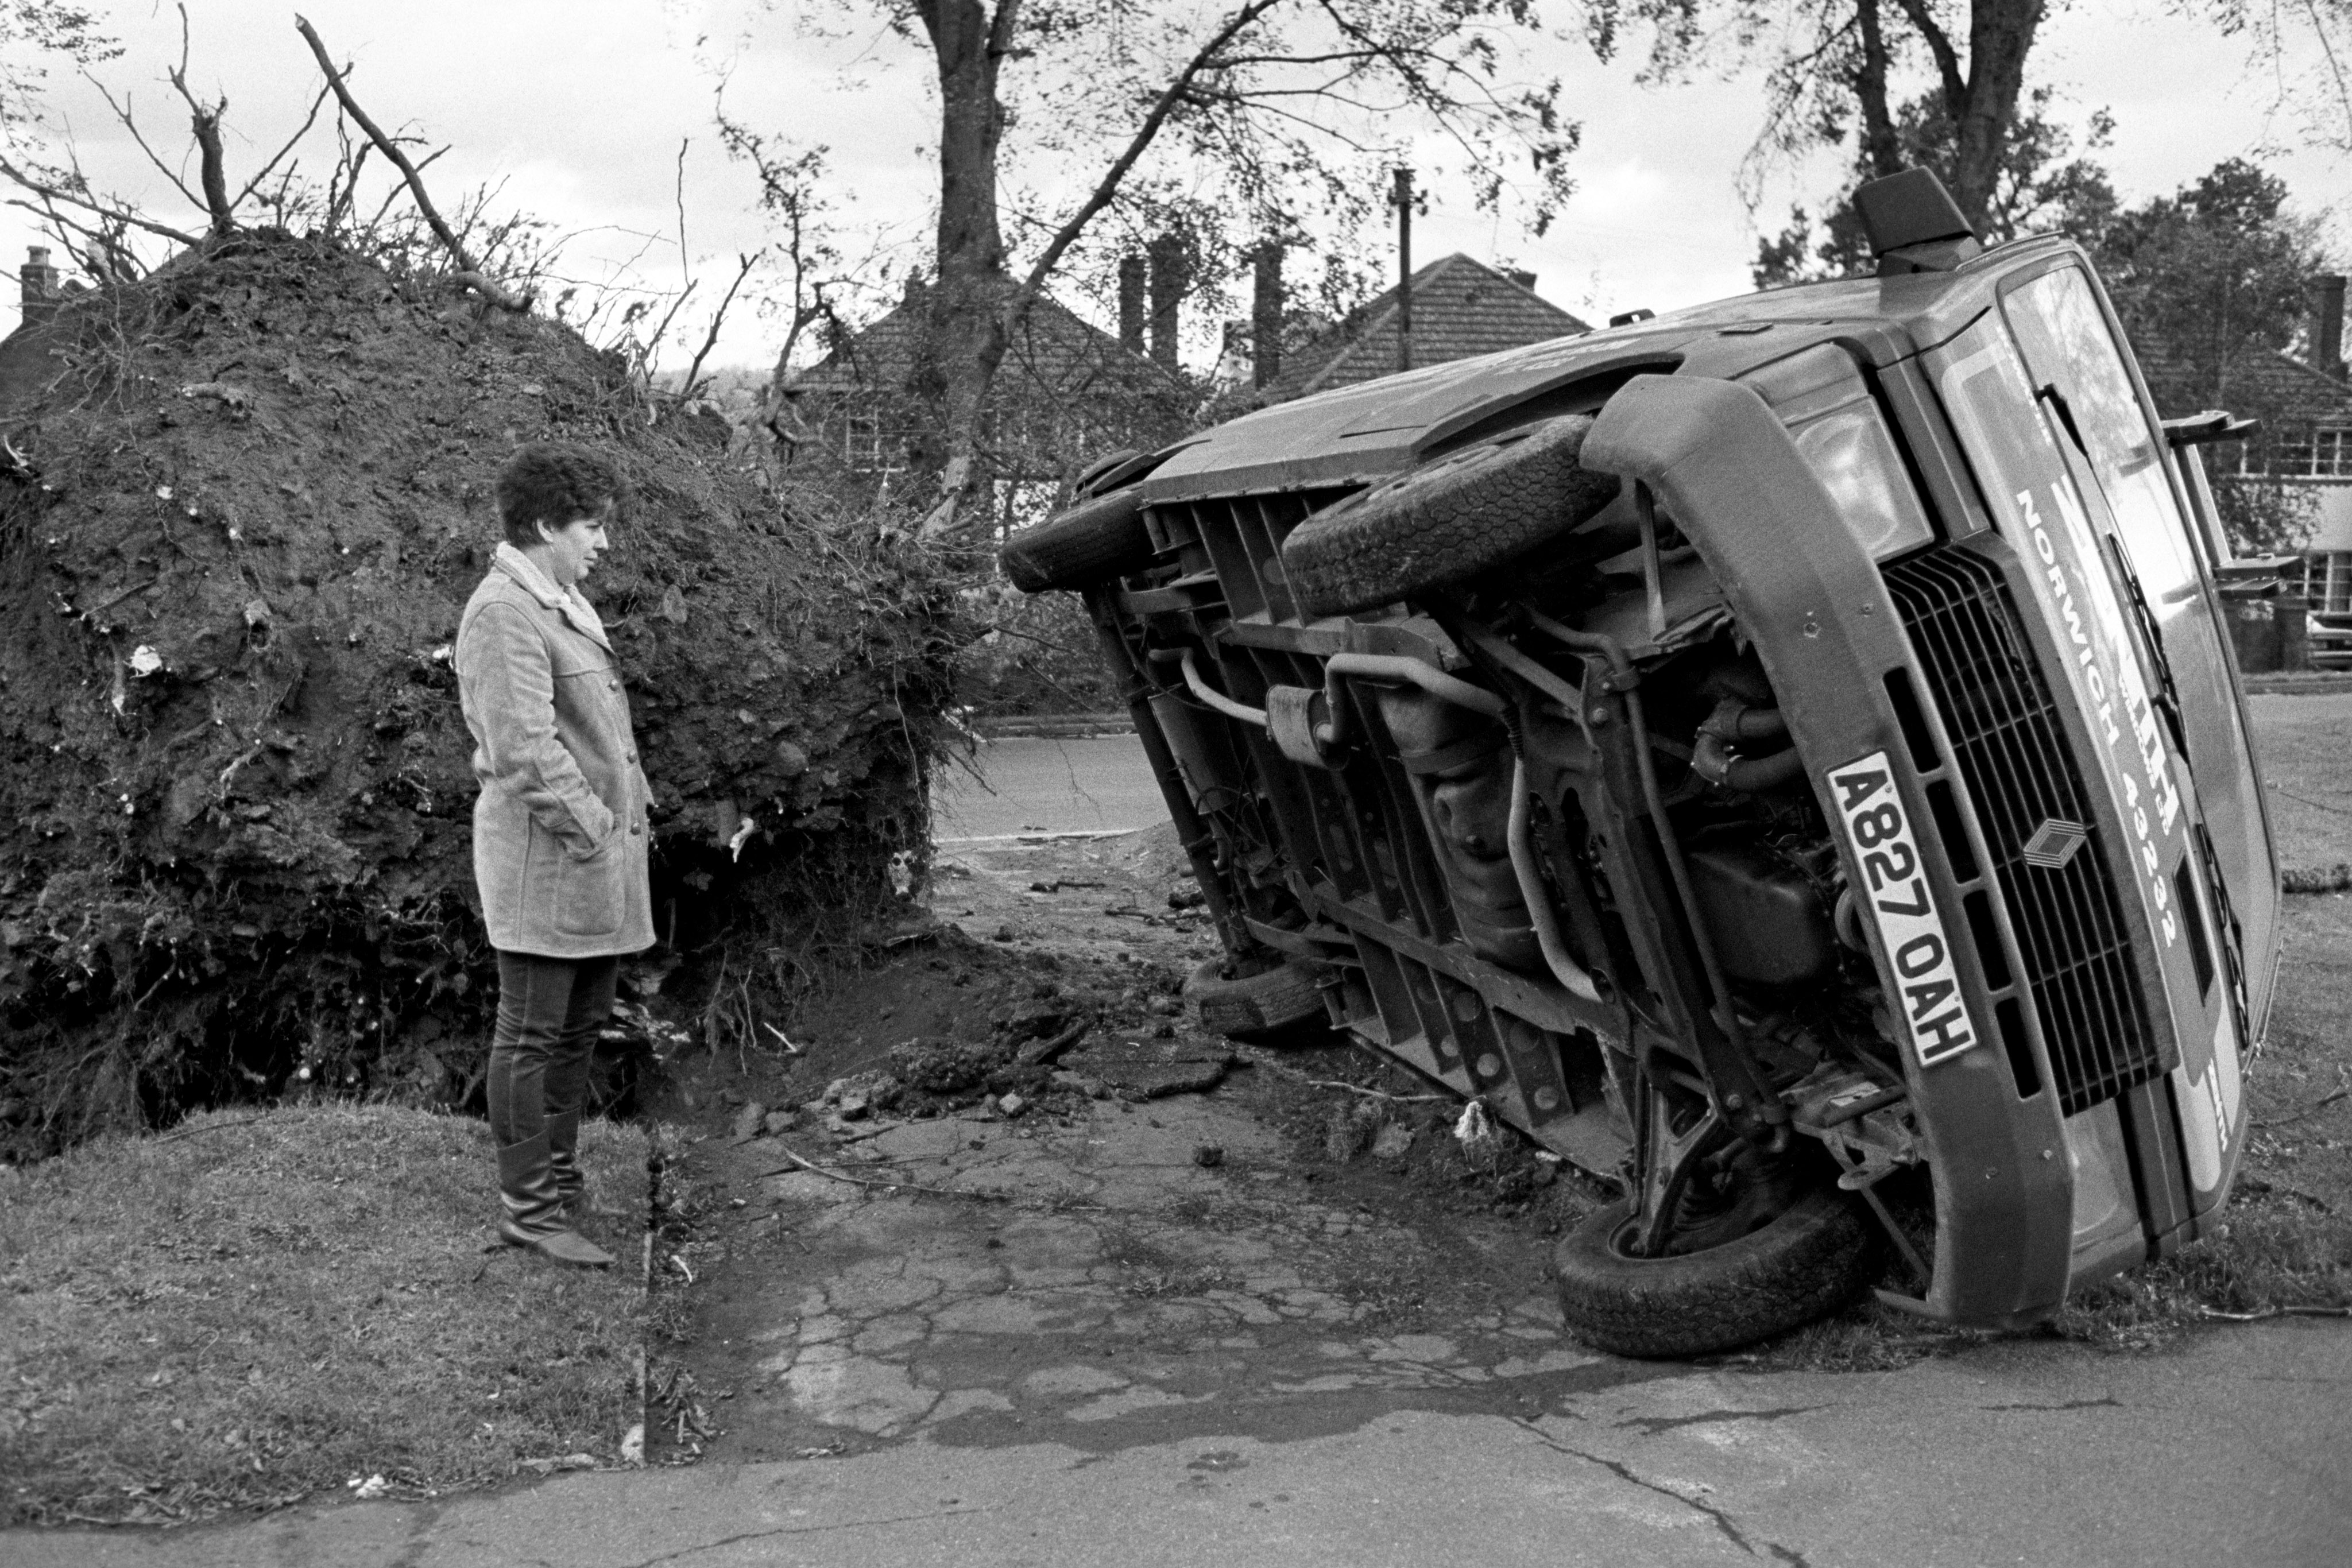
[
  {"xmin": 933, "ymin": 735, "xmax": 1162, "ymax": 841},
  {"xmin": 15, "ymin": 1318, "xmax": 2348, "ymax": 1566}
]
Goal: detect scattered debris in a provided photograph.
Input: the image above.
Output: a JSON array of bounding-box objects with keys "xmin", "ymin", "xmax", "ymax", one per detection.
[{"xmin": 1059, "ymin": 1035, "xmax": 1235, "ymax": 1099}]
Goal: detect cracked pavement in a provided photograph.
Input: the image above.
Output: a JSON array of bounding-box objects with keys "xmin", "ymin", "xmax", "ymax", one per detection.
[{"xmin": 694, "ymin": 1094, "xmax": 1604, "ymax": 1461}]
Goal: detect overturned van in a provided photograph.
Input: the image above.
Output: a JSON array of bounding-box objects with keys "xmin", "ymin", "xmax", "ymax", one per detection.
[{"xmin": 1001, "ymin": 171, "xmax": 2278, "ymax": 1357}]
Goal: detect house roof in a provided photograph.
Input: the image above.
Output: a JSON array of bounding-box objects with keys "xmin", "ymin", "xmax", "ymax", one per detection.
[
  {"xmin": 784, "ymin": 284, "xmax": 1181, "ymax": 404},
  {"xmin": 1263, "ymin": 253, "xmax": 1591, "ymax": 403},
  {"xmin": 2133, "ymin": 336, "xmax": 2352, "ymax": 425}
]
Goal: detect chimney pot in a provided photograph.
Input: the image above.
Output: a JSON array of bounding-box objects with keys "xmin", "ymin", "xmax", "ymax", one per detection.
[
  {"xmin": 1147, "ymin": 236, "xmax": 1186, "ymax": 370},
  {"xmin": 1252, "ymin": 242, "xmax": 1285, "ymax": 390},
  {"xmin": 1118, "ymin": 255, "xmax": 1147, "ymax": 353},
  {"xmin": 20, "ymin": 245, "xmax": 62, "ymax": 326},
  {"xmin": 2314, "ymin": 274, "xmax": 2347, "ymax": 381}
]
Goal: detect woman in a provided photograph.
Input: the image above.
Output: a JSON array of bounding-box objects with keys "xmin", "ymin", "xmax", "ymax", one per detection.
[{"xmin": 454, "ymin": 443, "xmax": 655, "ymax": 1266}]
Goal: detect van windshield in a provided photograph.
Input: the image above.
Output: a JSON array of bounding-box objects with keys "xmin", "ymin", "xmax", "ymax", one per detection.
[{"xmin": 2000, "ymin": 267, "xmax": 2203, "ymax": 615}]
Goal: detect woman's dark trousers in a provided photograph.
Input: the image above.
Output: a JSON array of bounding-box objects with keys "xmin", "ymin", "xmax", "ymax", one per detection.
[{"xmin": 488, "ymin": 951, "xmax": 617, "ymax": 1264}]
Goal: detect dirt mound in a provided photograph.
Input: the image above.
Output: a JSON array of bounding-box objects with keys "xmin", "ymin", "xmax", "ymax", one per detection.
[{"xmin": 0, "ymin": 235, "xmax": 960, "ymax": 1154}]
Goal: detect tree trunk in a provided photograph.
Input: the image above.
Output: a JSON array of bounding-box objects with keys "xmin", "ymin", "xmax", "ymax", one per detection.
[
  {"xmin": 917, "ymin": 0, "xmax": 1015, "ymax": 538},
  {"xmin": 1852, "ymin": 0, "xmax": 1902, "ymax": 180},
  {"xmin": 191, "ymin": 102, "xmax": 234, "ymax": 237},
  {"xmin": 1948, "ymin": 0, "xmax": 2045, "ymax": 229}
]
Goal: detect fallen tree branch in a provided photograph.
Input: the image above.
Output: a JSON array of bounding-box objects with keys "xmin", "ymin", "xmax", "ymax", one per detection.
[
  {"xmin": 167, "ymin": 3, "xmax": 234, "ymax": 237},
  {"xmin": 756, "ymin": 1144, "xmax": 1008, "ymax": 1202},
  {"xmin": 2254, "ymin": 1085, "xmax": 2351, "ymax": 1129},
  {"xmin": 293, "ymin": 14, "xmax": 531, "ymax": 312},
  {"xmin": 2196, "ymin": 1304, "xmax": 2352, "ymax": 1322},
  {"xmin": 0, "ymin": 154, "xmax": 200, "ymax": 250},
  {"xmin": 235, "ymin": 83, "xmax": 333, "ymax": 211},
  {"xmin": 1306, "ymin": 1079, "xmax": 1449, "ymax": 1104},
  {"xmin": 82, "ymin": 75, "xmax": 204, "ymax": 215},
  {"xmin": 678, "ymin": 250, "xmax": 761, "ymax": 400}
]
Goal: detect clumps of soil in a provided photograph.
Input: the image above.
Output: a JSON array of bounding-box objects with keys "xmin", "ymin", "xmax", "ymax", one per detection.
[
  {"xmin": 783, "ymin": 934, "xmax": 1229, "ymax": 1126},
  {"xmin": 656, "ymin": 926, "xmax": 1220, "ymax": 1144},
  {"xmin": 1267, "ymin": 1040, "xmax": 1615, "ymax": 1229},
  {"xmin": 0, "ymin": 234, "xmax": 961, "ymax": 1155}
]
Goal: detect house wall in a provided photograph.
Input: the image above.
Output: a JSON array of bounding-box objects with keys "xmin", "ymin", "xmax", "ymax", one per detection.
[{"xmin": 2309, "ymin": 484, "xmax": 2352, "ymax": 553}]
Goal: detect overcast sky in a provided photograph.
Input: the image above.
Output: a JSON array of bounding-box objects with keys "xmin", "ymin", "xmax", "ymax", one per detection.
[{"xmin": 5, "ymin": 0, "xmax": 2351, "ymax": 371}]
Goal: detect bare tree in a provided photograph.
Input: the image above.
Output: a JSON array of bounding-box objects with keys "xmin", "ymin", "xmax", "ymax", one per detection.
[{"xmin": 768, "ymin": 1, "xmax": 1579, "ymax": 536}]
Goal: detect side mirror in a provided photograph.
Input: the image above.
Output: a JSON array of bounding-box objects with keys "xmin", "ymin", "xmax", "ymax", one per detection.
[
  {"xmin": 1855, "ymin": 169, "xmax": 1982, "ymax": 276},
  {"xmin": 2162, "ymin": 409, "xmax": 2261, "ymax": 448}
]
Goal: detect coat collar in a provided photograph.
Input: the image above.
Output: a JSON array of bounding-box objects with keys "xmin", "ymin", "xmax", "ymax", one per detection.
[{"xmin": 493, "ymin": 543, "xmax": 612, "ymax": 652}]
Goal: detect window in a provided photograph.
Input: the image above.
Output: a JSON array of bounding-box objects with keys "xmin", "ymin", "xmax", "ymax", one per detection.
[
  {"xmin": 844, "ymin": 415, "xmax": 908, "ymax": 474},
  {"xmin": 2303, "ymin": 552, "xmax": 2352, "ymax": 614},
  {"xmin": 2239, "ymin": 426, "xmax": 2352, "ymax": 479}
]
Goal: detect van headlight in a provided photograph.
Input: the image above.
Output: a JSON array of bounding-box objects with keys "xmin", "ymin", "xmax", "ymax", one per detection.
[{"xmin": 1793, "ymin": 403, "xmax": 1937, "ymax": 561}]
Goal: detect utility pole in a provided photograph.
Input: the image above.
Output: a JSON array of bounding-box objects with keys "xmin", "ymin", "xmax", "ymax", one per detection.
[{"xmin": 1394, "ymin": 166, "xmax": 1413, "ymax": 375}]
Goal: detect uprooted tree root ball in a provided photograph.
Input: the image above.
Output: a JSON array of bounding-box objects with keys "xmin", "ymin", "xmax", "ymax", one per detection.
[{"xmin": 0, "ymin": 234, "xmax": 964, "ymax": 1157}]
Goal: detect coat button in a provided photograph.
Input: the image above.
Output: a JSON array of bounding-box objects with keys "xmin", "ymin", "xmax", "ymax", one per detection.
[
  {"xmin": 608, "ymin": 678, "xmax": 620, "ymax": 691},
  {"xmin": 631, "ymin": 824, "xmax": 644, "ymax": 837}
]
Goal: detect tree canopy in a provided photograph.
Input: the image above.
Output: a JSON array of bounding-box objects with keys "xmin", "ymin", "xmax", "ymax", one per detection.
[{"xmin": 2097, "ymin": 159, "xmax": 2334, "ymax": 554}]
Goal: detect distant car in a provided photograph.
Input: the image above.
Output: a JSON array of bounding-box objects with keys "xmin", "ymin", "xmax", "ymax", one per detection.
[{"xmin": 1003, "ymin": 170, "xmax": 2277, "ymax": 1357}]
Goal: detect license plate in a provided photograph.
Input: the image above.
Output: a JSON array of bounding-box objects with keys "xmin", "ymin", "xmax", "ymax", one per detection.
[{"xmin": 1827, "ymin": 750, "xmax": 1979, "ymax": 1070}]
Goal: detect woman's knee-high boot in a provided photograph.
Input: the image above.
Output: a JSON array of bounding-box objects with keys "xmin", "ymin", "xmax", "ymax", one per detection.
[{"xmin": 497, "ymin": 1130, "xmax": 613, "ymax": 1267}]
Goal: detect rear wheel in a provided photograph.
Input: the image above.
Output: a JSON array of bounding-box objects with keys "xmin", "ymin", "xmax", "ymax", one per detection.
[{"xmin": 1552, "ymin": 1074, "xmax": 1878, "ymax": 1358}]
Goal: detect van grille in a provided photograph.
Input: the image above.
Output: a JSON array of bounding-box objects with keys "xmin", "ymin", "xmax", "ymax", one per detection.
[{"xmin": 1883, "ymin": 547, "xmax": 2165, "ymax": 1115}]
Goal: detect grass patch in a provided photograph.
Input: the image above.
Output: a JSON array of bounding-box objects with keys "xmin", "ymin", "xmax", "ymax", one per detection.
[
  {"xmin": 0, "ymin": 1105, "xmax": 645, "ymax": 1526},
  {"xmin": 2039, "ymin": 891, "xmax": 2352, "ymax": 1347}
]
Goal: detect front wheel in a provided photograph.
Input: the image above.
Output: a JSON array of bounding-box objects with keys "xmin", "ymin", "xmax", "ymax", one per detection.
[
  {"xmin": 1553, "ymin": 1184, "xmax": 1879, "ymax": 1358},
  {"xmin": 1183, "ymin": 955, "xmax": 1329, "ymax": 1044}
]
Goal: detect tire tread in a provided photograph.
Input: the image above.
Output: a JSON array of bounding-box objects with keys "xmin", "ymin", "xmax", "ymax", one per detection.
[
  {"xmin": 1000, "ymin": 486, "xmax": 1154, "ymax": 593},
  {"xmin": 1553, "ymin": 1186, "xmax": 1879, "ymax": 1358},
  {"xmin": 1282, "ymin": 415, "xmax": 1621, "ymax": 617}
]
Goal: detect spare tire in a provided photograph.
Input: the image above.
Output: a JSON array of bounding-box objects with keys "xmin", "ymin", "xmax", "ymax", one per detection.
[
  {"xmin": 1184, "ymin": 956, "xmax": 1328, "ymax": 1043},
  {"xmin": 1000, "ymin": 485, "xmax": 1156, "ymax": 593},
  {"xmin": 1552, "ymin": 1184, "xmax": 1879, "ymax": 1358},
  {"xmin": 1282, "ymin": 415, "xmax": 1622, "ymax": 617}
]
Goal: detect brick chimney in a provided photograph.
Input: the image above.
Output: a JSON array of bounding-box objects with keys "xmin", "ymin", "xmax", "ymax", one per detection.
[
  {"xmin": 1502, "ymin": 268, "xmax": 1537, "ymax": 292},
  {"xmin": 1117, "ymin": 254, "xmax": 1147, "ymax": 353},
  {"xmin": 18, "ymin": 246, "xmax": 61, "ymax": 327},
  {"xmin": 1146, "ymin": 235, "xmax": 1186, "ymax": 370},
  {"xmin": 2314, "ymin": 274, "xmax": 2347, "ymax": 381},
  {"xmin": 1251, "ymin": 242, "xmax": 1283, "ymax": 389}
]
